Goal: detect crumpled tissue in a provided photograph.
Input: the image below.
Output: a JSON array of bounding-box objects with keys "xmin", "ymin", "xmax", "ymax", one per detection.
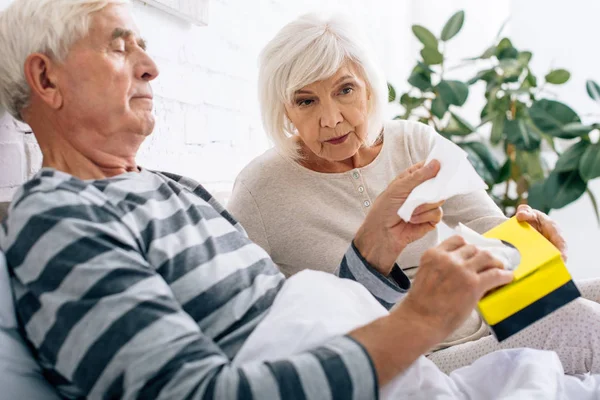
[{"xmin": 397, "ymin": 135, "xmax": 488, "ymax": 222}]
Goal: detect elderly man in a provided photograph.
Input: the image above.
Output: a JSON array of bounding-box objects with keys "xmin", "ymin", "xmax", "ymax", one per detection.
[{"xmin": 0, "ymin": 1, "xmax": 528, "ymax": 399}]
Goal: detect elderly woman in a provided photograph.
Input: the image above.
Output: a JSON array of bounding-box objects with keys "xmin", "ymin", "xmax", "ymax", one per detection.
[
  {"xmin": 228, "ymin": 13, "xmax": 600, "ymax": 374},
  {"xmin": 0, "ymin": 1, "xmax": 543, "ymax": 399}
]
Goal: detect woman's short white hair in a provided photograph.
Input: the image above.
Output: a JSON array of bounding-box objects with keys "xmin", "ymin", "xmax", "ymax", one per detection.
[
  {"xmin": 258, "ymin": 13, "xmax": 388, "ymax": 160},
  {"xmin": 0, "ymin": 0, "xmax": 129, "ymax": 121}
]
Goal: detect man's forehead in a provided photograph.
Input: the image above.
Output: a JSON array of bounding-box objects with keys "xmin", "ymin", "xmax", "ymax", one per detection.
[{"xmin": 89, "ymin": 4, "xmax": 141, "ymax": 39}]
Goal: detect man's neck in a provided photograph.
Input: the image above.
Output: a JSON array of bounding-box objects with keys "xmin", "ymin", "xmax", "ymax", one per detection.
[
  {"xmin": 41, "ymin": 148, "xmax": 139, "ymax": 180},
  {"xmin": 33, "ymin": 125, "xmax": 141, "ymax": 180}
]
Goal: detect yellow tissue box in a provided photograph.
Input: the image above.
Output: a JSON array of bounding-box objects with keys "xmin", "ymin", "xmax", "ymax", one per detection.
[{"xmin": 477, "ymin": 217, "xmax": 580, "ymax": 341}]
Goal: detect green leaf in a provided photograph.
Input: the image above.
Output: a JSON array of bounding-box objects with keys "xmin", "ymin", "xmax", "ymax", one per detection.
[
  {"xmin": 517, "ymin": 51, "xmax": 533, "ymax": 65},
  {"xmin": 544, "ymin": 170, "xmax": 587, "ymax": 209},
  {"xmin": 443, "ymin": 112, "xmax": 475, "ymax": 136},
  {"xmin": 387, "ymin": 83, "xmax": 396, "ymax": 102},
  {"xmin": 545, "ymin": 69, "xmax": 571, "ymax": 85},
  {"xmin": 417, "ymin": 61, "xmax": 434, "ymax": 73},
  {"xmin": 562, "ymin": 122, "xmax": 594, "ymax": 137},
  {"xmin": 579, "ymin": 142, "xmax": 600, "ymax": 181},
  {"xmin": 431, "ymin": 96, "xmax": 448, "ymax": 119},
  {"xmin": 477, "ymin": 110, "xmax": 495, "ymax": 128},
  {"xmin": 504, "ymin": 119, "xmax": 541, "ymax": 150},
  {"xmin": 412, "ymin": 25, "xmax": 438, "ymax": 49},
  {"xmin": 586, "ymin": 80, "xmax": 600, "ymax": 103},
  {"xmin": 529, "ymin": 99, "xmax": 585, "ymax": 139},
  {"xmin": 460, "ymin": 141, "xmax": 500, "ymax": 184},
  {"xmin": 421, "ymin": 47, "xmax": 444, "ymax": 65},
  {"xmin": 498, "ymin": 59, "xmax": 522, "ymax": 79},
  {"xmin": 482, "ymin": 45, "xmax": 497, "ymax": 59},
  {"xmin": 496, "ymin": 38, "xmax": 519, "ymax": 60},
  {"xmin": 400, "ymin": 93, "xmax": 425, "ymax": 108},
  {"xmin": 441, "ymin": 10, "xmax": 465, "ymax": 41},
  {"xmin": 521, "ymin": 70, "xmax": 538, "ymax": 89},
  {"xmin": 497, "ymin": 159, "xmax": 512, "ymax": 183},
  {"xmin": 555, "ymin": 140, "xmax": 588, "ymax": 173},
  {"xmin": 437, "ymin": 80, "xmax": 469, "ymax": 106},
  {"xmin": 408, "ymin": 66, "xmax": 432, "ymax": 92},
  {"xmin": 468, "ymin": 69, "xmax": 496, "ymax": 85},
  {"xmin": 516, "ymin": 150, "xmax": 545, "ymax": 182},
  {"xmin": 528, "ymin": 181, "xmax": 551, "ymax": 214},
  {"xmin": 490, "ymin": 114, "xmax": 505, "ymax": 145}
]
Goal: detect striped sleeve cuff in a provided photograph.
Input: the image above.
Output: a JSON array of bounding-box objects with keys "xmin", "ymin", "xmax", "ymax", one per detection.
[
  {"xmin": 336, "ymin": 242, "xmax": 410, "ymax": 309},
  {"xmin": 312, "ymin": 335, "xmax": 379, "ymax": 400},
  {"xmin": 237, "ymin": 335, "xmax": 379, "ymax": 400}
]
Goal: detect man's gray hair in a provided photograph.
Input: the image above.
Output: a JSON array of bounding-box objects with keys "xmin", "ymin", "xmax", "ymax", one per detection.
[
  {"xmin": 0, "ymin": 0, "xmax": 129, "ymax": 121},
  {"xmin": 258, "ymin": 13, "xmax": 388, "ymax": 161}
]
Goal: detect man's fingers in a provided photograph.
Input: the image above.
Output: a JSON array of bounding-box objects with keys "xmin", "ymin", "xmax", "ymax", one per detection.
[
  {"xmin": 455, "ymin": 244, "xmax": 479, "ymax": 261},
  {"xmin": 478, "ymin": 268, "xmax": 514, "ymax": 295},
  {"xmin": 439, "ymin": 235, "xmax": 467, "ymax": 252},
  {"xmin": 467, "ymin": 250, "xmax": 504, "ymax": 273}
]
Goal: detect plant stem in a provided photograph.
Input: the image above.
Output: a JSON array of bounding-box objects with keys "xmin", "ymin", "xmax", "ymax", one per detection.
[
  {"xmin": 586, "ymin": 188, "xmax": 600, "ymax": 226},
  {"xmin": 440, "ymin": 42, "xmax": 446, "ymax": 81}
]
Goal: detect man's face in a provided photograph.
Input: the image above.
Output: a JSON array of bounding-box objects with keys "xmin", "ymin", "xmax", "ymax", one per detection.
[{"xmin": 55, "ymin": 4, "xmax": 159, "ymax": 156}]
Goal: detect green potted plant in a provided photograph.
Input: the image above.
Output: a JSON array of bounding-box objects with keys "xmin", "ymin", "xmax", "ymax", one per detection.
[{"xmin": 388, "ymin": 10, "xmax": 600, "ymax": 220}]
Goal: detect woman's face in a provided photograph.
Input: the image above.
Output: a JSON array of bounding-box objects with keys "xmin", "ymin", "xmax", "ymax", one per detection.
[{"xmin": 285, "ymin": 63, "xmax": 370, "ymax": 162}]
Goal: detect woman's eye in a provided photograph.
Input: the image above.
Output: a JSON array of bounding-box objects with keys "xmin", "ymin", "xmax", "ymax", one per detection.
[
  {"xmin": 341, "ymin": 86, "xmax": 354, "ymax": 95},
  {"xmin": 297, "ymin": 99, "xmax": 314, "ymax": 107}
]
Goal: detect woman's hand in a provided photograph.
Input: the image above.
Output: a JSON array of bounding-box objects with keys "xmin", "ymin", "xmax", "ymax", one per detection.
[
  {"xmin": 354, "ymin": 160, "xmax": 444, "ymax": 275},
  {"xmin": 515, "ymin": 204, "xmax": 568, "ymax": 261}
]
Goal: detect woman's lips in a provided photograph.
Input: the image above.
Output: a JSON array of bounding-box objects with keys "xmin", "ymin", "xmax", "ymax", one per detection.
[{"xmin": 325, "ymin": 133, "xmax": 350, "ymax": 145}]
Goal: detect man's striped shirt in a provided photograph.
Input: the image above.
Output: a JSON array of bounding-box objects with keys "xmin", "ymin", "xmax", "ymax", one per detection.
[{"xmin": 0, "ymin": 168, "xmax": 410, "ymax": 399}]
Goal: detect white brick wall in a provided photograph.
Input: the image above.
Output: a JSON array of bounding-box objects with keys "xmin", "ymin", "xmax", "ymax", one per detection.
[
  {"xmin": 0, "ymin": 0, "xmax": 415, "ymax": 203},
  {"xmin": 131, "ymin": 0, "xmax": 415, "ymax": 202}
]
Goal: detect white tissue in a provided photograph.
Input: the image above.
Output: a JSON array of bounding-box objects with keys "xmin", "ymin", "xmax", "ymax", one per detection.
[
  {"xmin": 455, "ymin": 223, "xmax": 521, "ymax": 271},
  {"xmin": 397, "ymin": 135, "xmax": 488, "ymax": 222}
]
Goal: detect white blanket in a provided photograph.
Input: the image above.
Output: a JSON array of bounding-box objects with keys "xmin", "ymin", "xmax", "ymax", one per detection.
[{"xmin": 235, "ymin": 270, "xmax": 600, "ymax": 399}]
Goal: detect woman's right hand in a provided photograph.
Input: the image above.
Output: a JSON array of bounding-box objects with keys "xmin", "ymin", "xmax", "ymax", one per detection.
[
  {"xmin": 396, "ymin": 235, "xmax": 514, "ymax": 347},
  {"xmin": 354, "ymin": 160, "xmax": 444, "ymax": 275}
]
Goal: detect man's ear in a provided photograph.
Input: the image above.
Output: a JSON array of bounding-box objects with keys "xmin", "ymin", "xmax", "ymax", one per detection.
[{"xmin": 23, "ymin": 53, "xmax": 63, "ymax": 110}]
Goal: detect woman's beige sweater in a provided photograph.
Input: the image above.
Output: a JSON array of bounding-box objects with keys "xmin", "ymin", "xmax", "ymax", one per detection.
[{"xmin": 228, "ymin": 120, "xmax": 507, "ymax": 349}]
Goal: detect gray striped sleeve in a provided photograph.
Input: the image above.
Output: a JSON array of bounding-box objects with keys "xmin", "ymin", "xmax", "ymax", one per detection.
[
  {"xmin": 4, "ymin": 189, "xmax": 379, "ymax": 400},
  {"xmin": 336, "ymin": 243, "xmax": 410, "ymax": 309}
]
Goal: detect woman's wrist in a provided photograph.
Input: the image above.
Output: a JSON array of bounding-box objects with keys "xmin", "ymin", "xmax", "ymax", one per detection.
[{"xmin": 354, "ymin": 225, "xmax": 404, "ymax": 276}]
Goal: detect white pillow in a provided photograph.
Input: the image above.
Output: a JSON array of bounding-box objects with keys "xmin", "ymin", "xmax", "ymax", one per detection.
[
  {"xmin": 0, "ymin": 252, "xmax": 17, "ymax": 328},
  {"xmin": 0, "ymin": 252, "xmax": 61, "ymax": 399}
]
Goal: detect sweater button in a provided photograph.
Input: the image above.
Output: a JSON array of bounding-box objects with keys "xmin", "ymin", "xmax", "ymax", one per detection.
[
  {"xmin": 364, "ymin": 200, "xmax": 371, "ymax": 207},
  {"xmin": 358, "ymin": 186, "xmax": 365, "ymax": 193},
  {"xmin": 352, "ymin": 171, "xmax": 359, "ymax": 179}
]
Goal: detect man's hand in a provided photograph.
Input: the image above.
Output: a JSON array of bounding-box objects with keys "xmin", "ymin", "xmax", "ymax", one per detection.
[
  {"xmin": 516, "ymin": 204, "xmax": 568, "ymax": 261},
  {"xmin": 350, "ymin": 235, "xmax": 513, "ymax": 386},
  {"xmin": 398, "ymin": 235, "xmax": 514, "ymax": 347},
  {"xmin": 354, "ymin": 160, "xmax": 443, "ymax": 275}
]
